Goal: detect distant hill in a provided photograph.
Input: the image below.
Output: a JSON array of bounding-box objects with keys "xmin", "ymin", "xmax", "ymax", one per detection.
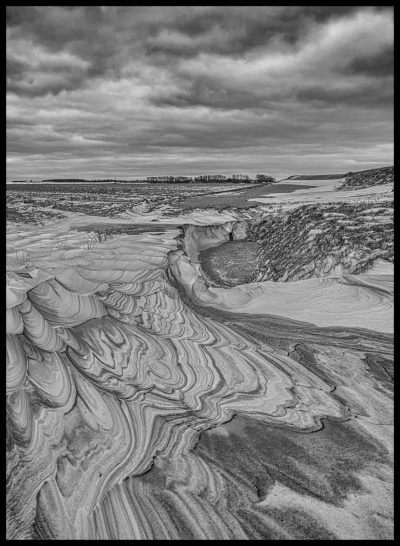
[
  {"xmin": 338, "ymin": 166, "xmax": 393, "ymax": 189},
  {"xmin": 287, "ymin": 174, "xmax": 346, "ymax": 180}
]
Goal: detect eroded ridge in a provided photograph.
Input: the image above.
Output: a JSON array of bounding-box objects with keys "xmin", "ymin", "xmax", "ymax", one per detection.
[
  {"xmin": 170, "ymin": 222, "xmax": 393, "ymax": 333},
  {"xmin": 6, "ymin": 225, "xmax": 355, "ymax": 540},
  {"xmin": 6, "ymin": 217, "xmax": 393, "ymax": 539}
]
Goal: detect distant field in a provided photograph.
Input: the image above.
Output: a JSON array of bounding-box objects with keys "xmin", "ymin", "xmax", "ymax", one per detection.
[
  {"xmin": 6, "ymin": 181, "xmax": 316, "ymax": 223},
  {"xmin": 173, "ymin": 183, "xmax": 316, "ymax": 211},
  {"xmin": 6, "ymin": 182, "xmax": 250, "ymax": 193}
]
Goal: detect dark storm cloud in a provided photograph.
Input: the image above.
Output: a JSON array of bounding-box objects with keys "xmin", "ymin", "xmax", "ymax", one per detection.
[
  {"xmin": 345, "ymin": 48, "xmax": 394, "ymax": 77},
  {"xmin": 6, "ymin": 6, "xmax": 393, "ymax": 180}
]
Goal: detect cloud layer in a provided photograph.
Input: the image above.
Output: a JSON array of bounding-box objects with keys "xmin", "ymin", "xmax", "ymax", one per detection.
[{"xmin": 6, "ymin": 6, "xmax": 393, "ymax": 180}]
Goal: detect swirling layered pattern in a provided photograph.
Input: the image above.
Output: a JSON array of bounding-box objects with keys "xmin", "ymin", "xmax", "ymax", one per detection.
[{"xmin": 6, "ymin": 219, "xmax": 393, "ymax": 539}]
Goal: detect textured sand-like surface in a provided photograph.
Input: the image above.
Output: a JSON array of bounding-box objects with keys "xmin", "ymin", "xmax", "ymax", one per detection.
[
  {"xmin": 185, "ymin": 273, "xmax": 393, "ymax": 333},
  {"xmin": 171, "ymin": 242, "xmax": 393, "ymax": 333},
  {"xmin": 6, "ymin": 204, "xmax": 393, "ymax": 539}
]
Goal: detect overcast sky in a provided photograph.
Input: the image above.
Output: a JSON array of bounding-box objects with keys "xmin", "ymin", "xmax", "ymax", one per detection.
[{"xmin": 6, "ymin": 6, "xmax": 393, "ymax": 180}]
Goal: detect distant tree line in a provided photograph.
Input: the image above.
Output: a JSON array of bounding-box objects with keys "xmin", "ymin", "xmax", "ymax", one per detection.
[
  {"xmin": 12, "ymin": 173, "xmax": 277, "ymax": 184},
  {"xmin": 41, "ymin": 178, "xmax": 89, "ymax": 182},
  {"xmin": 146, "ymin": 173, "xmax": 277, "ymax": 184}
]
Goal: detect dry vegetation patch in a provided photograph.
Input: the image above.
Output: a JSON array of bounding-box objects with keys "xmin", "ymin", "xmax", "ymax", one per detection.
[{"xmin": 247, "ymin": 200, "xmax": 393, "ymax": 281}]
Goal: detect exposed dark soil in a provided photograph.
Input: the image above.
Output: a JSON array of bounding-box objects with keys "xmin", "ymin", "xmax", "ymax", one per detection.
[
  {"xmin": 199, "ymin": 241, "xmax": 261, "ymax": 286},
  {"xmin": 126, "ymin": 414, "xmax": 391, "ymax": 539},
  {"xmin": 248, "ymin": 200, "xmax": 393, "ymax": 281}
]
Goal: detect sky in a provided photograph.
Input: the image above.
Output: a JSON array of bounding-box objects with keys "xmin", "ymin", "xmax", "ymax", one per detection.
[{"xmin": 6, "ymin": 6, "xmax": 394, "ymax": 181}]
